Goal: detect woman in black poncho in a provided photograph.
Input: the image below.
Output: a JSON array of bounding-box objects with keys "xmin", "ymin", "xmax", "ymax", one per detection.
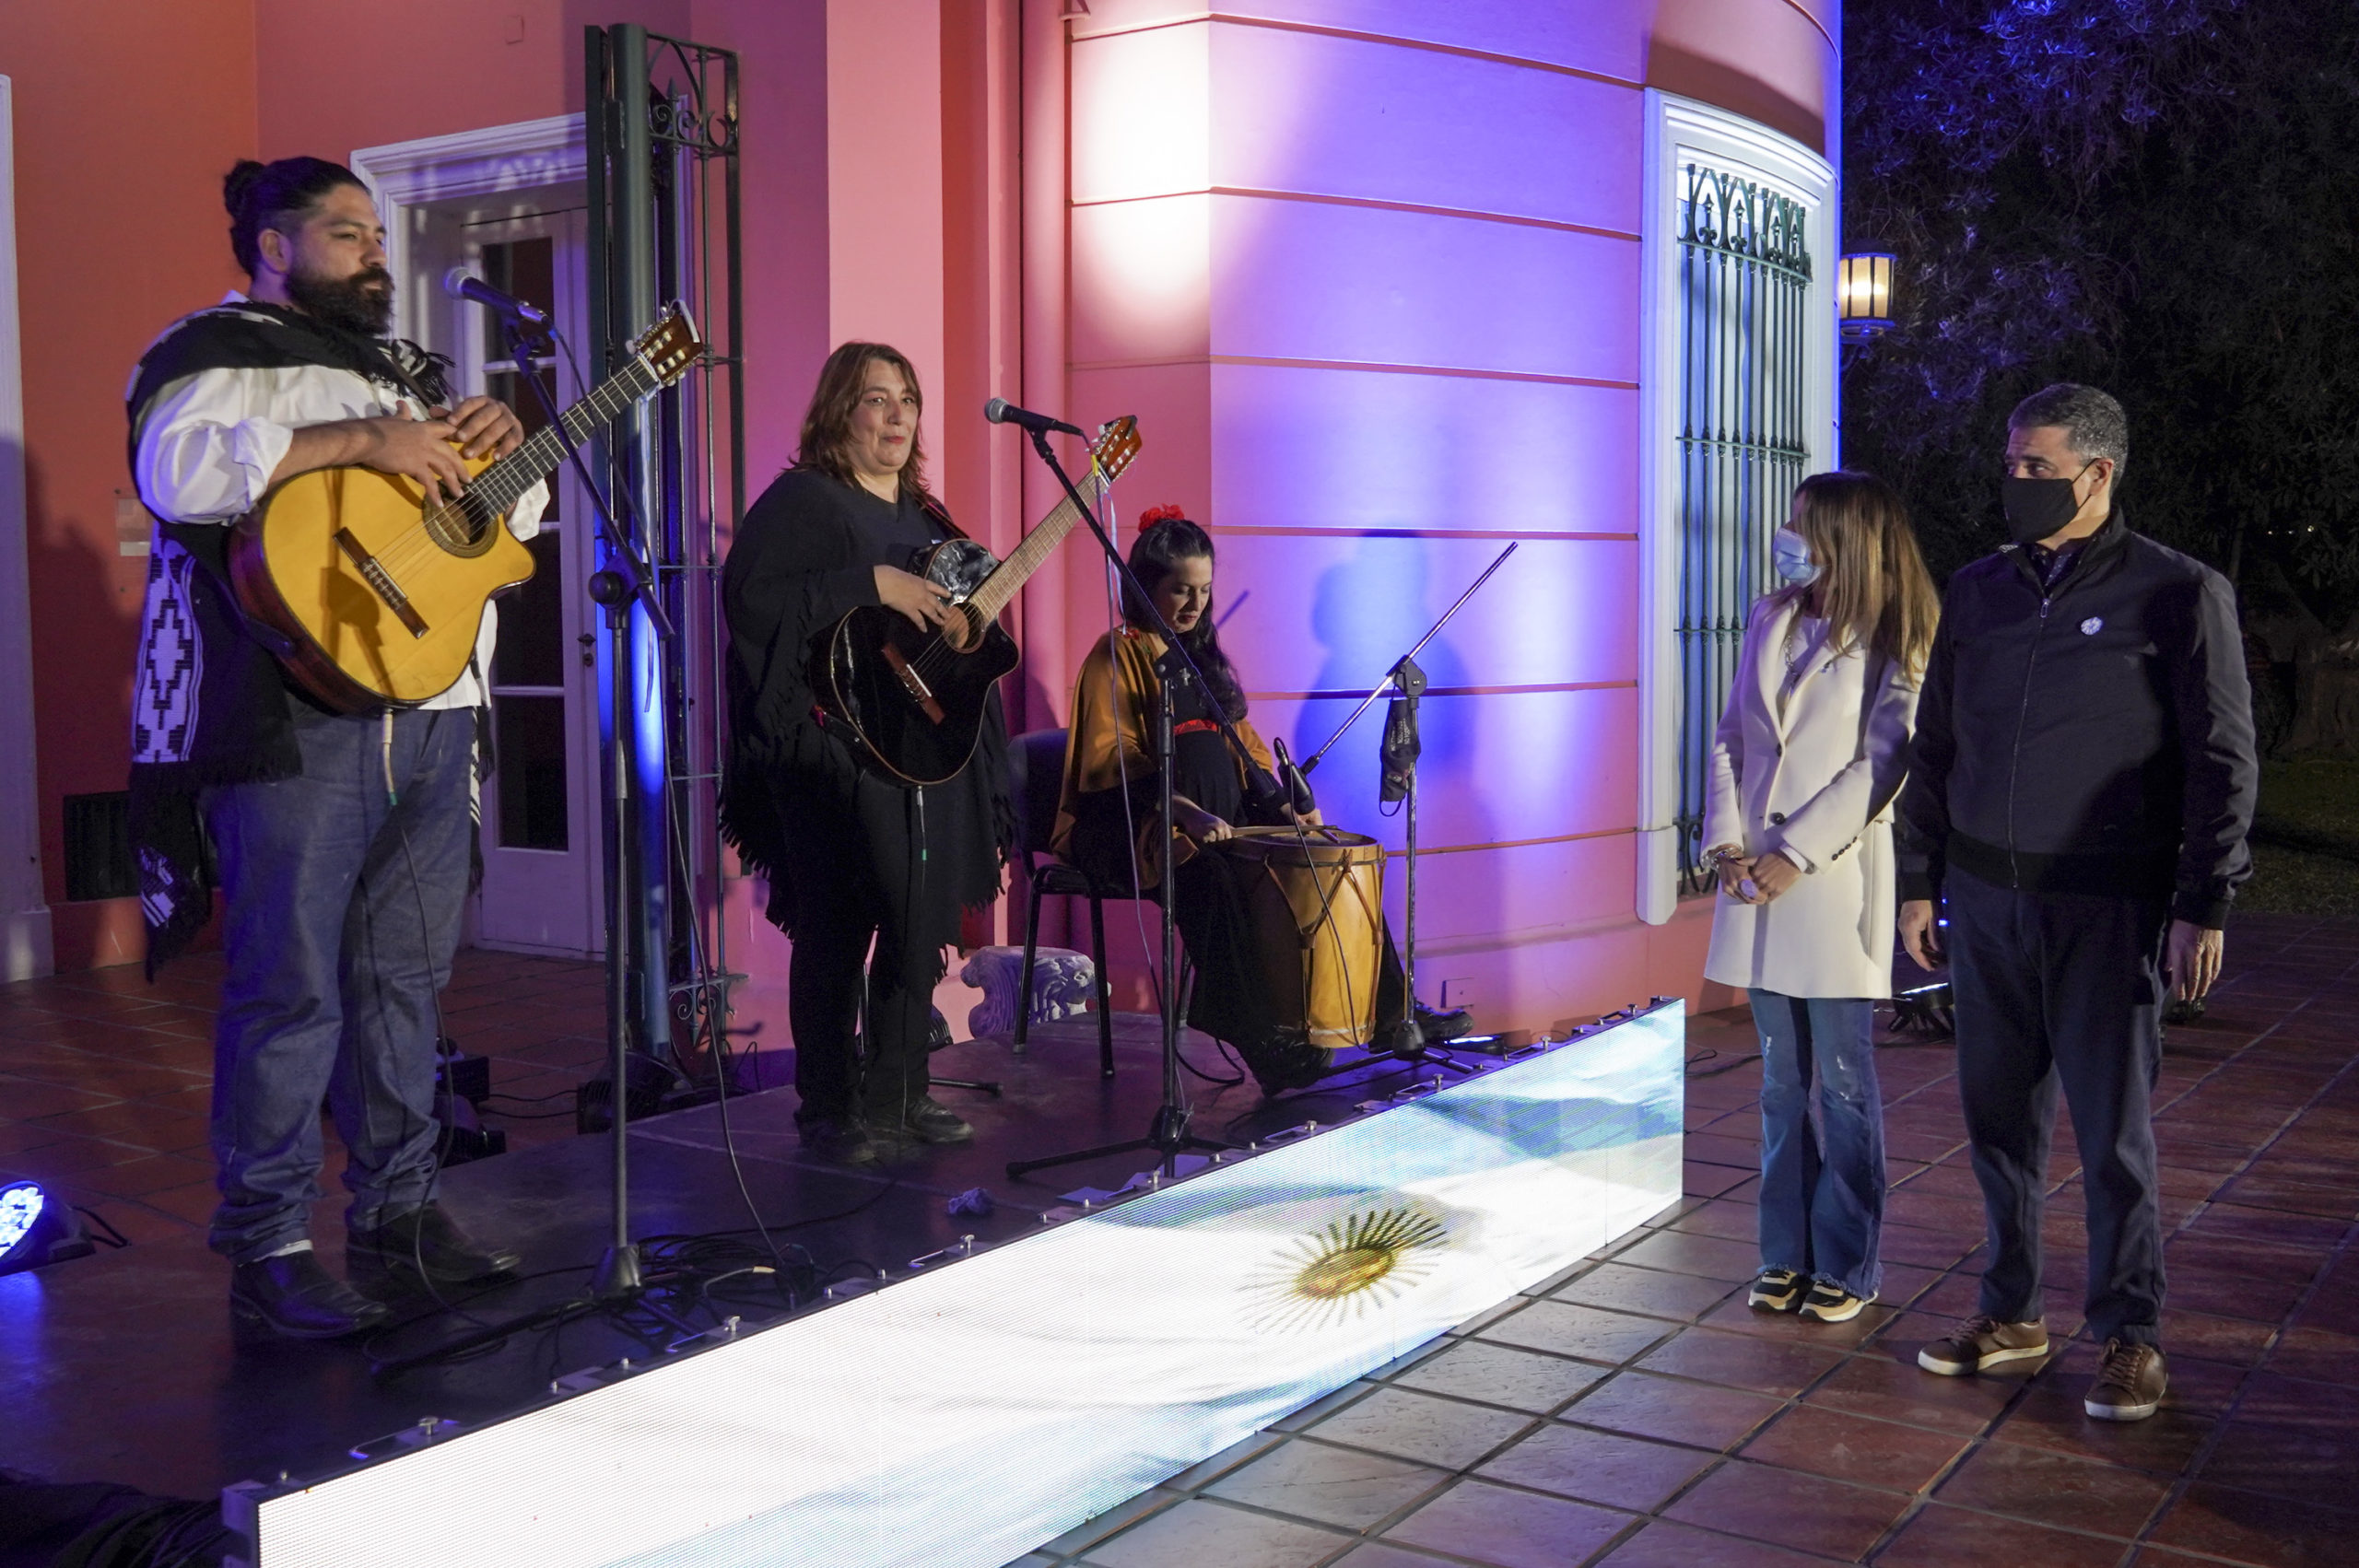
[{"xmin": 722, "ymin": 343, "xmax": 1012, "ymax": 1165}]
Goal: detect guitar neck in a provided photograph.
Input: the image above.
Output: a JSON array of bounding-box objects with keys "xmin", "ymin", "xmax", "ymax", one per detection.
[
  {"xmin": 967, "ymin": 466, "xmax": 1110, "ymax": 623},
  {"xmin": 453, "ymin": 356, "xmax": 664, "ymax": 517}
]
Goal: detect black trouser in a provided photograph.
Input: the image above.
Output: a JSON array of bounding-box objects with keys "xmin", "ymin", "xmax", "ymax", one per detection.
[
  {"xmin": 774, "ymin": 770, "xmax": 949, "ymax": 1124},
  {"xmin": 1946, "ymin": 866, "xmax": 2171, "ymax": 1346}
]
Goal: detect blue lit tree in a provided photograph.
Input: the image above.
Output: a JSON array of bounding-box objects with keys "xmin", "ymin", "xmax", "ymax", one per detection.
[{"xmin": 1844, "ymin": 0, "xmax": 2359, "ymax": 748}]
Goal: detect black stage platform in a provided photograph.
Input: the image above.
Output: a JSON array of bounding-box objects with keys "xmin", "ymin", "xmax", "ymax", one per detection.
[{"xmin": 0, "ymin": 1016, "xmax": 1458, "ymax": 1504}]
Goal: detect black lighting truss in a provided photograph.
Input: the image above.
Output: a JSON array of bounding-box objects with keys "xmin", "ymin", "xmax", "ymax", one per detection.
[
  {"xmin": 1672, "ymin": 160, "xmax": 1813, "ymax": 893},
  {"xmin": 585, "ymin": 23, "xmax": 745, "ymax": 1076}
]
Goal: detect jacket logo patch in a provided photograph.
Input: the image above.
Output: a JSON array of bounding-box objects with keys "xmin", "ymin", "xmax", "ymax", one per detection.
[{"xmin": 2080, "ymin": 616, "xmax": 2104, "ymax": 636}]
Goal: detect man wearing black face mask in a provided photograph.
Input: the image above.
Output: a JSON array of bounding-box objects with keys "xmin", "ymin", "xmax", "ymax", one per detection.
[{"xmin": 1895, "ymin": 384, "xmax": 2256, "ymax": 1423}]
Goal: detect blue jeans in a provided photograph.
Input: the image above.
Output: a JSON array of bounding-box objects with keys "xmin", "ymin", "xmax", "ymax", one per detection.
[
  {"xmin": 1748, "ymin": 989, "xmax": 1884, "ymax": 1298},
  {"xmin": 201, "ymin": 707, "xmax": 474, "ymax": 1263}
]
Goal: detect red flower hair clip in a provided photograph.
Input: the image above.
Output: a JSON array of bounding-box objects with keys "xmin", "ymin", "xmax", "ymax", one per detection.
[{"xmin": 1138, "ymin": 503, "xmax": 1188, "ymax": 528}]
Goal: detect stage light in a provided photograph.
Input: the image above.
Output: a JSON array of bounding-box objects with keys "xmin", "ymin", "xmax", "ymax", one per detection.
[
  {"xmin": 1838, "ymin": 252, "xmax": 1896, "ymax": 341},
  {"xmin": 0, "ymin": 1179, "xmax": 95, "ymax": 1276}
]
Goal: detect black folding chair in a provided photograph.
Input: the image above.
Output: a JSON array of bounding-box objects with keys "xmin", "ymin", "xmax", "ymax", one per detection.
[{"xmin": 1007, "ymin": 727, "xmax": 1134, "ymax": 1080}]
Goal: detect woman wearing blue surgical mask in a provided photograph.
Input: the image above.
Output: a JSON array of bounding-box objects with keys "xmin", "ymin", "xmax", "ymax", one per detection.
[{"xmin": 1702, "ymin": 471, "xmax": 1940, "ymax": 1326}]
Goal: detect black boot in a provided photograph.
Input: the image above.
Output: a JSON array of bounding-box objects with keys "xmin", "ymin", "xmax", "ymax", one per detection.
[
  {"xmin": 874, "ymin": 1094, "xmax": 974, "ymax": 1145},
  {"xmin": 348, "ymin": 1202, "xmax": 521, "ymax": 1291},
  {"xmin": 1414, "ymin": 1001, "xmax": 1473, "ymax": 1044},
  {"xmin": 798, "ymin": 1113, "xmax": 880, "ymax": 1166},
  {"xmin": 230, "ymin": 1249, "xmax": 390, "ymax": 1339}
]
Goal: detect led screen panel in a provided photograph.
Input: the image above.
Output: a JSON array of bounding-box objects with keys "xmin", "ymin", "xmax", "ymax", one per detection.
[{"xmin": 239, "ymin": 1006, "xmax": 1684, "ymax": 1568}]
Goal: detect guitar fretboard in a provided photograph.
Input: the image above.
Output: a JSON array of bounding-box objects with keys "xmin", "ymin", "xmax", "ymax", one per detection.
[
  {"xmin": 428, "ymin": 354, "xmax": 665, "ymax": 544},
  {"xmin": 966, "ymin": 466, "xmax": 1113, "ymax": 623}
]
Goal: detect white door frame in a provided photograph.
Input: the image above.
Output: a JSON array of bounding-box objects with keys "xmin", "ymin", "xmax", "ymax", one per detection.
[
  {"xmin": 1635, "ymin": 91, "xmax": 1837, "ymax": 924},
  {"xmin": 349, "ymin": 113, "xmax": 586, "ymax": 337},
  {"xmin": 0, "ymin": 76, "xmax": 53, "ymax": 981}
]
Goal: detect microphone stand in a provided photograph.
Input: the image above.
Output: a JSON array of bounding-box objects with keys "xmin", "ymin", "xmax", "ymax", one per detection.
[
  {"xmin": 374, "ymin": 315, "xmax": 688, "ymax": 1374},
  {"xmin": 1004, "ymin": 425, "xmax": 1242, "ymax": 1181},
  {"xmin": 1300, "ymin": 542, "xmax": 1519, "ymax": 1075}
]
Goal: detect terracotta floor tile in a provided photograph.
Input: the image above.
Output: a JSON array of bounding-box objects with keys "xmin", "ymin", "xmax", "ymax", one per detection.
[
  {"xmin": 1661, "ymin": 1459, "xmax": 1909, "ymax": 1559},
  {"xmin": 1381, "ymin": 1477, "xmax": 1633, "ymax": 1568},
  {"xmin": 1592, "ymin": 1518, "xmax": 1837, "ymax": 1568},
  {"xmin": 1877, "ymin": 1215, "xmax": 1980, "ymax": 1264},
  {"xmin": 2261, "ymin": 1324, "xmax": 2359, "ymax": 1387},
  {"xmin": 2198, "ymin": 1417, "xmax": 2359, "ymax": 1507},
  {"xmin": 0, "ymin": 1134, "xmax": 166, "ymax": 1183},
  {"xmin": 129, "ymin": 1178, "xmax": 224, "ymax": 1227},
  {"xmin": 1607, "ymin": 1230, "xmax": 1762, "ymax": 1283},
  {"xmin": 1304, "ymin": 1387, "xmax": 1538, "ymax": 1470},
  {"xmin": 0, "ymin": 1074, "xmax": 122, "ymax": 1122},
  {"xmin": 1872, "ymin": 1503, "xmax": 2130, "ymax": 1568},
  {"xmin": 1329, "ymin": 1543, "xmax": 1456, "ymax": 1567},
  {"xmin": 1393, "ymin": 1340, "xmax": 1613, "ymax": 1414},
  {"xmin": 1933, "ymin": 1437, "xmax": 2170, "ymax": 1539},
  {"xmin": 1080, "ymin": 1497, "xmax": 1347, "ymax": 1568},
  {"xmin": 1802, "ymin": 1347, "xmax": 2033, "ymax": 1435},
  {"xmin": 2146, "ymin": 1481, "xmax": 2359, "ymax": 1568},
  {"xmin": 1696, "ymin": 1293, "xmax": 1894, "ymax": 1351},
  {"xmin": 1736, "ymin": 1404, "xmax": 1968, "ymax": 1492},
  {"xmin": 1989, "ymin": 1383, "xmax": 2215, "ymax": 1477},
  {"xmin": 1475, "ymin": 1300, "xmax": 1678, "ymax": 1366},
  {"xmin": 71, "ymin": 1151, "xmax": 219, "ymax": 1199},
  {"xmin": 1474, "ymin": 1422, "xmax": 1716, "ymax": 1512},
  {"xmin": 1661, "ymin": 1198, "xmax": 1759, "ymax": 1245},
  {"xmin": 1549, "ymin": 1261, "xmax": 1737, "ymax": 1323},
  {"xmin": 1632, "ymin": 1326, "xmax": 1847, "ymax": 1398},
  {"xmin": 0, "ymin": 1117, "xmax": 76, "ymax": 1156},
  {"xmin": 1558, "ymin": 1371, "xmax": 1785, "ymax": 1452},
  {"xmin": 1202, "ymin": 1437, "xmax": 1446, "ymax": 1530}
]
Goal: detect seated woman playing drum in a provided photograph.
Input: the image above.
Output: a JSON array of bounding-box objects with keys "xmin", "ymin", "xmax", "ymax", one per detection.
[{"xmin": 1051, "ymin": 509, "xmax": 1468, "ymax": 1094}]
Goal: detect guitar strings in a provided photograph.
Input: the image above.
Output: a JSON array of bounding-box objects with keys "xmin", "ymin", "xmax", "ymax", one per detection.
[
  {"xmin": 905, "ymin": 466, "xmax": 1113, "ymax": 681},
  {"xmin": 362, "ymin": 357, "xmax": 663, "ymax": 580}
]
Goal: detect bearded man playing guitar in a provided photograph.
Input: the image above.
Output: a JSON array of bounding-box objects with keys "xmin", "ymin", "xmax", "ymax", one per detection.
[
  {"xmin": 722, "ymin": 343, "xmax": 1013, "ymax": 1167},
  {"xmin": 125, "ymin": 157, "xmax": 541, "ymax": 1338}
]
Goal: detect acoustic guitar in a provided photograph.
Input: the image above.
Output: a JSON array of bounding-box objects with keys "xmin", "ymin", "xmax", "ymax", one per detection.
[
  {"xmin": 815, "ymin": 415, "xmax": 1142, "ymax": 785},
  {"xmin": 229, "ymin": 307, "xmax": 704, "ymax": 712}
]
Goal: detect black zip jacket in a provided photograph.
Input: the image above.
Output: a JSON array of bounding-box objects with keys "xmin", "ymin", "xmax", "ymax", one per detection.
[{"xmin": 1896, "ymin": 509, "xmax": 2257, "ymax": 927}]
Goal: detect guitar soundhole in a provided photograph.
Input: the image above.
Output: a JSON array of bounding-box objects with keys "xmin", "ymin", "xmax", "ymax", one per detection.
[{"xmin": 424, "ymin": 491, "xmax": 503, "ymax": 558}]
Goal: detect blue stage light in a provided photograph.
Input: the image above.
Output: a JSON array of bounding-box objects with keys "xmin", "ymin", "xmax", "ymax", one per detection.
[{"xmin": 0, "ymin": 1179, "xmax": 95, "ymax": 1276}]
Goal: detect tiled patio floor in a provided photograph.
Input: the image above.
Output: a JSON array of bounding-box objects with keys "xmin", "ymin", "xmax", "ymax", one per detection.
[
  {"xmin": 2, "ymin": 915, "xmax": 2354, "ymax": 1565},
  {"xmin": 1010, "ymin": 913, "xmax": 2359, "ymax": 1568}
]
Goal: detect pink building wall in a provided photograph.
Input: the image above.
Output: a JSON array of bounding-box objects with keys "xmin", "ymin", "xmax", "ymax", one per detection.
[{"xmin": 1046, "ymin": 0, "xmax": 1837, "ymax": 1033}]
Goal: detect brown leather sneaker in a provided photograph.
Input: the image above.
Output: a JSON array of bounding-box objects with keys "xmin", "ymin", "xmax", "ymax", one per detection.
[
  {"xmin": 1917, "ymin": 1315, "xmax": 2049, "ymax": 1375},
  {"xmin": 2085, "ymin": 1339, "xmax": 2167, "ymax": 1422}
]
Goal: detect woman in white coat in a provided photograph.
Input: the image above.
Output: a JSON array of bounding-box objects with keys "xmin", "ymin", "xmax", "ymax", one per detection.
[{"xmin": 1704, "ymin": 470, "xmax": 1939, "ymax": 1324}]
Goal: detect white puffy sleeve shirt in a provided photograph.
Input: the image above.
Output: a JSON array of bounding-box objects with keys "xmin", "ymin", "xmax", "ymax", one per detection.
[{"xmin": 131, "ymin": 310, "xmax": 549, "ymax": 712}]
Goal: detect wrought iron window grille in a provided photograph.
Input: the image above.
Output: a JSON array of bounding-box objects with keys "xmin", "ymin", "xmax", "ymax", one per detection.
[{"xmin": 1673, "ymin": 161, "xmax": 1813, "ymax": 893}]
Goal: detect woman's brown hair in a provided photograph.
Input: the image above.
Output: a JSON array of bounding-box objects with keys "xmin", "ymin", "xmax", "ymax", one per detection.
[
  {"xmin": 1778, "ymin": 470, "xmax": 1941, "ymax": 683},
  {"xmin": 793, "ymin": 341, "xmax": 931, "ymax": 499}
]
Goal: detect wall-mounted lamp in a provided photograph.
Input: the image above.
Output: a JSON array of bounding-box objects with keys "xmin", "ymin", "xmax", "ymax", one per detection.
[{"xmin": 1838, "ymin": 252, "xmax": 1896, "ymax": 341}]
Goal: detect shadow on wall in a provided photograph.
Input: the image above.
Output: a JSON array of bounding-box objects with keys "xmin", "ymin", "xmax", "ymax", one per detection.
[
  {"xmin": 23, "ymin": 450, "xmax": 181, "ymax": 970},
  {"xmin": 1294, "ymin": 540, "xmax": 1498, "ymax": 949}
]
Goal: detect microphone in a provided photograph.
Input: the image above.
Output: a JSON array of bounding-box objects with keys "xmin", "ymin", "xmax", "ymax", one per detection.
[
  {"xmin": 442, "ymin": 265, "xmax": 551, "ymax": 331},
  {"xmin": 1271, "ymin": 736, "xmax": 1318, "ymax": 819},
  {"xmin": 984, "ymin": 397, "xmax": 1083, "ymax": 438}
]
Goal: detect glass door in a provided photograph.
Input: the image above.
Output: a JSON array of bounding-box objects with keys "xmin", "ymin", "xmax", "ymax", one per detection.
[{"xmin": 454, "ymin": 213, "xmax": 603, "ymax": 955}]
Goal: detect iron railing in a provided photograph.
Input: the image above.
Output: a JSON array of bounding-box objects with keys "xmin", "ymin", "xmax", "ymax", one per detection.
[{"xmin": 1673, "ymin": 161, "xmax": 1813, "ymax": 890}]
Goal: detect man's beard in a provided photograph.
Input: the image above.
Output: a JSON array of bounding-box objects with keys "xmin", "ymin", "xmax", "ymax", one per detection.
[{"xmin": 287, "ymin": 263, "xmax": 394, "ymax": 336}]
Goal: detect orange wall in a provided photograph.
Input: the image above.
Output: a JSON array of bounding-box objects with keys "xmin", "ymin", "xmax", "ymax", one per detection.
[{"xmin": 0, "ymin": 0, "xmax": 259, "ymax": 968}]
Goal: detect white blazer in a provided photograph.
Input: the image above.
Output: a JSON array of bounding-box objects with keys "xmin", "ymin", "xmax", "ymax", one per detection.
[{"xmin": 1702, "ymin": 595, "xmax": 1921, "ymax": 1000}]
